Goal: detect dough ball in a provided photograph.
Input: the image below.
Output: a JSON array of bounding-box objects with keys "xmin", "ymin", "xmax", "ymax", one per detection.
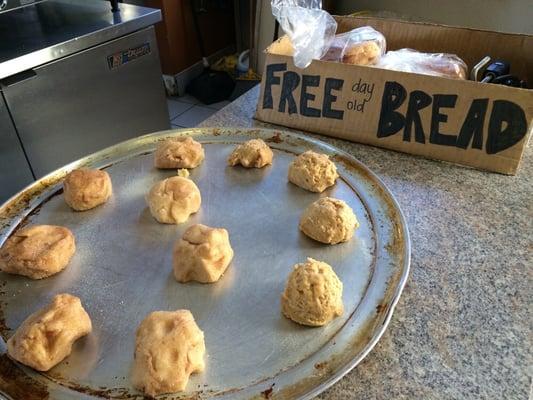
[
  {"xmin": 154, "ymin": 137, "xmax": 205, "ymax": 169},
  {"xmin": 146, "ymin": 176, "xmax": 201, "ymax": 224},
  {"xmin": 299, "ymin": 197, "xmax": 359, "ymax": 244},
  {"xmin": 173, "ymin": 224, "xmax": 233, "ymax": 283},
  {"xmin": 281, "ymin": 258, "xmax": 343, "ymax": 326},
  {"xmin": 0, "ymin": 225, "xmax": 76, "ymax": 279},
  {"xmin": 63, "ymin": 168, "xmax": 112, "ymax": 211},
  {"xmin": 7, "ymin": 293, "xmax": 92, "ymax": 371},
  {"xmin": 132, "ymin": 310, "xmax": 205, "ymax": 396},
  {"xmin": 343, "ymin": 41, "xmax": 381, "ymax": 65},
  {"xmin": 228, "ymin": 139, "xmax": 273, "ymax": 168},
  {"xmin": 177, "ymin": 168, "xmax": 189, "ymax": 178},
  {"xmin": 288, "ymin": 151, "xmax": 338, "ymax": 193}
]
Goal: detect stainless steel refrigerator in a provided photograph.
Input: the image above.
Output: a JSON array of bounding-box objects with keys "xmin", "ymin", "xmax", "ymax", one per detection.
[{"xmin": 0, "ymin": 0, "xmax": 170, "ymax": 201}]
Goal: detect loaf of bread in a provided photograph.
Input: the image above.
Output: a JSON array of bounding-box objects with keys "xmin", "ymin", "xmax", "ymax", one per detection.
[
  {"xmin": 377, "ymin": 48, "xmax": 468, "ymax": 80},
  {"xmin": 321, "ymin": 37, "xmax": 345, "ymax": 62}
]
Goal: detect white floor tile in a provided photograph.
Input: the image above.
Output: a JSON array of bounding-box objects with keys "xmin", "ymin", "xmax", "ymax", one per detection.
[
  {"xmin": 206, "ymin": 100, "xmax": 231, "ymax": 110},
  {"xmin": 174, "ymin": 94, "xmax": 199, "ymax": 104},
  {"xmin": 167, "ymin": 100, "xmax": 194, "ymax": 119},
  {"xmin": 171, "ymin": 106, "xmax": 216, "ymax": 127}
]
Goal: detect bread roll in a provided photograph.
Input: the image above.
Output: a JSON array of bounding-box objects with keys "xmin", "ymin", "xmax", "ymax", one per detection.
[
  {"xmin": 321, "ymin": 26, "xmax": 386, "ymax": 65},
  {"xmin": 377, "ymin": 49, "xmax": 468, "ymax": 80}
]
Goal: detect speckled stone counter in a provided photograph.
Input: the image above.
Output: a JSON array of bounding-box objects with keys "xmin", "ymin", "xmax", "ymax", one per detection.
[{"xmin": 199, "ymin": 86, "xmax": 532, "ymax": 399}]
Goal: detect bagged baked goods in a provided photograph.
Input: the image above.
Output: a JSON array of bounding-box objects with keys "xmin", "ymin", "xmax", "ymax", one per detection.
[
  {"xmin": 271, "ymin": 0, "xmax": 337, "ymax": 68},
  {"xmin": 322, "ymin": 26, "xmax": 386, "ymax": 65},
  {"xmin": 376, "ymin": 48, "xmax": 468, "ymax": 79}
]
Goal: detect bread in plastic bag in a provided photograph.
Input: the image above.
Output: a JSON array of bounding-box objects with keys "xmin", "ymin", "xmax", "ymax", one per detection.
[
  {"xmin": 271, "ymin": 0, "xmax": 337, "ymax": 69},
  {"xmin": 376, "ymin": 48, "xmax": 468, "ymax": 79},
  {"xmin": 322, "ymin": 26, "xmax": 386, "ymax": 65}
]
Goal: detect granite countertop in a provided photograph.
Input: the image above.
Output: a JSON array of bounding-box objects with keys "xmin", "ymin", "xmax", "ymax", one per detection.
[{"xmin": 199, "ymin": 86, "xmax": 532, "ymax": 399}]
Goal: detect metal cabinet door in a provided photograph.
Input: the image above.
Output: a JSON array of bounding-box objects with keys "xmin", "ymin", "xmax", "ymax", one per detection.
[
  {"xmin": 0, "ymin": 94, "xmax": 34, "ymax": 202},
  {"xmin": 2, "ymin": 26, "xmax": 169, "ymax": 178}
]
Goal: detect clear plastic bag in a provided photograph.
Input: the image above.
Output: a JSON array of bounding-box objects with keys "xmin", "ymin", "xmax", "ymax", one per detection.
[
  {"xmin": 322, "ymin": 26, "xmax": 386, "ymax": 65},
  {"xmin": 271, "ymin": 0, "xmax": 337, "ymax": 69},
  {"xmin": 376, "ymin": 49, "xmax": 468, "ymax": 79}
]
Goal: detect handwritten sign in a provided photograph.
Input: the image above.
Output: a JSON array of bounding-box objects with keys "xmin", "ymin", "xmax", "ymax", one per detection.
[{"xmin": 256, "ymin": 59, "xmax": 532, "ymax": 174}]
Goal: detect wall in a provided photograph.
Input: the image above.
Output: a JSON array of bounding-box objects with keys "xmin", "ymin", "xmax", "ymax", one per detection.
[
  {"xmin": 124, "ymin": 0, "xmax": 235, "ymax": 75},
  {"xmin": 333, "ymin": 0, "xmax": 533, "ymax": 34},
  {"xmin": 254, "ymin": 0, "xmax": 275, "ymax": 76}
]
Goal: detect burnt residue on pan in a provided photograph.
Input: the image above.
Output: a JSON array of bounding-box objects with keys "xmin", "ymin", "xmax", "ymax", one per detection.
[
  {"xmin": 0, "ymin": 281, "xmax": 8, "ymax": 340},
  {"xmin": 0, "ymin": 355, "xmax": 49, "ymax": 400},
  {"xmin": 44, "ymin": 372, "xmax": 208, "ymax": 400},
  {"xmin": 314, "ymin": 361, "xmax": 328, "ymax": 370},
  {"xmin": 260, "ymin": 384, "xmax": 275, "ymax": 399},
  {"xmin": 42, "ymin": 370, "xmax": 146, "ymax": 400},
  {"xmin": 273, "ymin": 316, "xmax": 383, "ymax": 399},
  {"xmin": 0, "ymin": 177, "xmax": 64, "ymax": 230},
  {"xmin": 265, "ymin": 132, "xmax": 283, "ymax": 143},
  {"xmin": 15, "ymin": 188, "xmax": 64, "ymax": 231},
  {"xmin": 376, "ymin": 303, "xmax": 388, "ymax": 314},
  {"xmin": 46, "ymin": 382, "xmax": 143, "ymax": 400}
]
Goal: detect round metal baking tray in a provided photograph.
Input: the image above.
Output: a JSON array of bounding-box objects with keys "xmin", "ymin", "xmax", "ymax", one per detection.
[{"xmin": 0, "ymin": 127, "xmax": 410, "ymax": 399}]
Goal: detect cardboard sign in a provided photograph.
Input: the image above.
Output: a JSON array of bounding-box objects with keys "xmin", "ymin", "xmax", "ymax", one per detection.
[{"xmin": 255, "ymin": 17, "xmax": 533, "ymax": 175}]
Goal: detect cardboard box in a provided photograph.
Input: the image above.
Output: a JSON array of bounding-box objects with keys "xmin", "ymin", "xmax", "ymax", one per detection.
[{"xmin": 255, "ymin": 16, "xmax": 533, "ymax": 174}]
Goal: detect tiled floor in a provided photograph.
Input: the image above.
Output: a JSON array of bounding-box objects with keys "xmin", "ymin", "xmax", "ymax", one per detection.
[{"xmin": 167, "ymin": 95, "xmax": 230, "ymax": 128}]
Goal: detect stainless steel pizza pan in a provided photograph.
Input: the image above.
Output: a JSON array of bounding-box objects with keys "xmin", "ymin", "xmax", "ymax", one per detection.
[{"xmin": 0, "ymin": 127, "xmax": 410, "ymax": 400}]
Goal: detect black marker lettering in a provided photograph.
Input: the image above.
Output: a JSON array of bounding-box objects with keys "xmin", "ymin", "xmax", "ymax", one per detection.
[
  {"xmin": 404, "ymin": 90, "xmax": 431, "ymax": 144},
  {"xmin": 300, "ymin": 75, "xmax": 321, "ymax": 117},
  {"xmin": 377, "ymin": 81, "xmax": 407, "ymax": 138},
  {"xmin": 263, "ymin": 63, "xmax": 286, "ymax": 109},
  {"xmin": 486, "ymin": 100, "xmax": 527, "ymax": 154},
  {"xmin": 278, "ymin": 71, "xmax": 300, "ymax": 114},
  {"xmin": 323, "ymin": 78, "xmax": 344, "ymax": 119},
  {"xmin": 430, "ymin": 94, "xmax": 458, "ymax": 146},
  {"xmin": 456, "ymin": 98, "xmax": 488, "ymax": 150}
]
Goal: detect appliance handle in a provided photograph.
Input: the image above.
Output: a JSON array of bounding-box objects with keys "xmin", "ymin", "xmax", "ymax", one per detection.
[
  {"xmin": 0, "ymin": 70, "xmax": 37, "ymax": 87},
  {"xmin": 110, "ymin": 0, "xmax": 119, "ymax": 12}
]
